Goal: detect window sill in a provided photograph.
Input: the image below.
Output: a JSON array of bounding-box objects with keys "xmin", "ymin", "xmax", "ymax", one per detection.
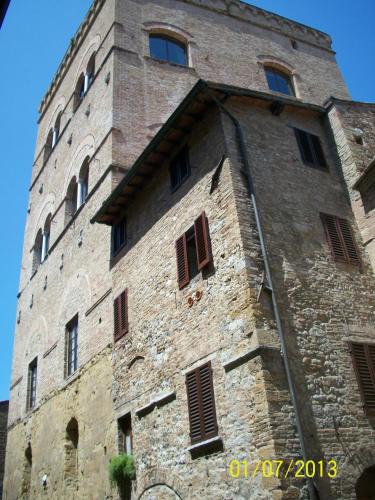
[
  {"xmin": 145, "ymin": 56, "xmax": 197, "ymax": 73},
  {"xmin": 302, "ymin": 160, "xmax": 329, "ymax": 172},
  {"xmin": 187, "ymin": 436, "xmax": 223, "ymax": 458},
  {"xmin": 135, "ymin": 391, "xmax": 176, "ymax": 418}
]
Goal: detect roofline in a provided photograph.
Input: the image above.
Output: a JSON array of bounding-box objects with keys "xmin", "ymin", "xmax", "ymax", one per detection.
[
  {"xmin": 91, "ymin": 80, "xmax": 326, "ymax": 224},
  {"xmin": 324, "ymin": 96, "xmax": 375, "ymax": 110}
]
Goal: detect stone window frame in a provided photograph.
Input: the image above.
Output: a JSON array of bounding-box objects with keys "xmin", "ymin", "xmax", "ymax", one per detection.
[{"xmin": 143, "ymin": 22, "xmax": 195, "ymax": 68}]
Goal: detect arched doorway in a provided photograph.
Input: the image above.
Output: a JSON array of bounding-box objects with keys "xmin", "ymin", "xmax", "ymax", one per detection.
[
  {"xmin": 356, "ymin": 465, "xmax": 375, "ymax": 499},
  {"xmin": 139, "ymin": 483, "xmax": 182, "ymax": 500}
]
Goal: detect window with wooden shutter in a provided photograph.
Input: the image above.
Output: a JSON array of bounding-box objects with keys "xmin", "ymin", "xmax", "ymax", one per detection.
[
  {"xmin": 186, "ymin": 362, "xmax": 218, "ymax": 444},
  {"xmin": 114, "ymin": 289, "xmax": 128, "ymax": 341},
  {"xmin": 176, "ymin": 212, "xmax": 213, "ymax": 289},
  {"xmin": 350, "ymin": 342, "xmax": 375, "ymax": 415},
  {"xmin": 320, "ymin": 213, "xmax": 360, "ymax": 265},
  {"xmin": 194, "ymin": 212, "xmax": 212, "ymax": 271},
  {"xmin": 294, "ymin": 128, "xmax": 327, "ymax": 169}
]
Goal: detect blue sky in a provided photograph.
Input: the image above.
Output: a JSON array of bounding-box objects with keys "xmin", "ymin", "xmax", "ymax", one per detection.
[{"xmin": 0, "ymin": 0, "xmax": 374, "ymax": 402}]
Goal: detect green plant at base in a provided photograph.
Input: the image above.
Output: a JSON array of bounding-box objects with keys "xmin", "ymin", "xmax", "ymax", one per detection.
[{"xmin": 108, "ymin": 453, "xmax": 136, "ymax": 486}]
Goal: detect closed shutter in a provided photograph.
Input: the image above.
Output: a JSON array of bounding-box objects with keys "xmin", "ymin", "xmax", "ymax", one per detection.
[
  {"xmin": 186, "ymin": 362, "xmax": 218, "ymax": 444},
  {"xmin": 321, "ymin": 214, "xmax": 360, "ymax": 265},
  {"xmin": 350, "ymin": 342, "xmax": 375, "ymax": 415},
  {"xmin": 114, "ymin": 289, "xmax": 128, "ymax": 341},
  {"xmin": 176, "ymin": 234, "xmax": 189, "ymax": 289},
  {"xmin": 337, "ymin": 218, "xmax": 360, "ymax": 264},
  {"xmin": 194, "ymin": 212, "xmax": 212, "ymax": 271}
]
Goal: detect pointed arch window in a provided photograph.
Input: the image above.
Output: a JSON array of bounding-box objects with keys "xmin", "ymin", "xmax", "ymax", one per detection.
[
  {"xmin": 78, "ymin": 158, "xmax": 90, "ymax": 208},
  {"xmin": 32, "ymin": 229, "xmax": 43, "ymax": 275},
  {"xmin": 65, "ymin": 177, "xmax": 78, "ymax": 224},
  {"xmin": 149, "ymin": 34, "xmax": 188, "ymax": 66},
  {"xmin": 43, "ymin": 129, "xmax": 53, "ymax": 164},
  {"xmin": 73, "ymin": 73, "xmax": 85, "ymax": 111},
  {"xmin": 86, "ymin": 53, "xmax": 96, "ymax": 90},
  {"xmin": 52, "ymin": 112, "xmax": 62, "ymax": 148},
  {"xmin": 41, "ymin": 214, "xmax": 51, "ymax": 262}
]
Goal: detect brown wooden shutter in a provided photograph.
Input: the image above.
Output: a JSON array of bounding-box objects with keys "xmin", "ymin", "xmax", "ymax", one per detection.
[
  {"xmin": 186, "ymin": 361, "xmax": 218, "ymax": 444},
  {"xmin": 337, "ymin": 218, "xmax": 360, "ymax": 264},
  {"xmin": 176, "ymin": 234, "xmax": 189, "ymax": 289},
  {"xmin": 350, "ymin": 342, "xmax": 375, "ymax": 415},
  {"xmin": 194, "ymin": 212, "xmax": 212, "ymax": 271},
  {"xmin": 114, "ymin": 289, "xmax": 128, "ymax": 341},
  {"xmin": 321, "ymin": 213, "xmax": 360, "ymax": 265}
]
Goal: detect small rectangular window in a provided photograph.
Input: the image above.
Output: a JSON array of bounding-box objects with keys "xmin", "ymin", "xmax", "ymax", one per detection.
[
  {"xmin": 294, "ymin": 128, "xmax": 327, "ymax": 169},
  {"xmin": 27, "ymin": 358, "xmax": 38, "ymax": 410},
  {"xmin": 114, "ymin": 289, "xmax": 128, "ymax": 341},
  {"xmin": 66, "ymin": 315, "xmax": 78, "ymax": 377},
  {"xmin": 170, "ymin": 147, "xmax": 191, "ymax": 192},
  {"xmin": 175, "ymin": 212, "xmax": 212, "ymax": 289},
  {"xmin": 111, "ymin": 218, "xmax": 127, "ymax": 256},
  {"xmin": 186, "ymin": 362, "xmax": 218, "ymax": 444},
  {"xmin": 118, "ymin": 413, "xmax": 133, "ymax": 454},
  {"xmin": 350, "ymin": 342, "xmax": 375, "ymax": 415},
  {"xmin": 320, "ymin": 213, "xmax": 360, "ymax": 265}
]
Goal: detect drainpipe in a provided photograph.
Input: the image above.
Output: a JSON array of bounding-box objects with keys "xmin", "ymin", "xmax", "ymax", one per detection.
[{"xmin": 204, "ymin": 86, "xmax": 319, "ymax": 500}]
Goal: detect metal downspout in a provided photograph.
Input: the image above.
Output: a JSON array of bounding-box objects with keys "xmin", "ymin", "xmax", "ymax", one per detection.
[{"xmin": 205, "ymin": 87, "xmax": 319, "ymax": 500}]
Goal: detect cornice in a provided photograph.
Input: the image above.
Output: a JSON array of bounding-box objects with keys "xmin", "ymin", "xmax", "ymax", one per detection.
[
  {"xmin": 38, "ymin": 0, "xmax": 106, "ymax": 117},
  {"xmin": 181, "ymin": 0, "xmax": 332, "ymax": 50}
]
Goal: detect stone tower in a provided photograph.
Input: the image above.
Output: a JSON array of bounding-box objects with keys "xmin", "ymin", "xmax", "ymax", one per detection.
[{"xmin": 4, "ymin": 1, "xmax": 375, "ymax": 499}]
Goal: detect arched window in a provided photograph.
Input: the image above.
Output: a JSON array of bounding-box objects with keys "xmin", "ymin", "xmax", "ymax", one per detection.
[
  {"xmin": 265, "ymin": 66, "xmax": 294, "ymax": 96},
  {"xmin": 41, "ymin": 214, "xmax": 51, "ymax": 262},
  {"xmin": 32, "ymin": 229, "xmax": 43, "ymax": 274},
  {"xmin": 73, "ymin": 74, "xmax": 85, "ymax": 111},
  {"xmin": 86, "ymin": 53, "xmax": 95, "ymax": 90},
  {"xmin": 64, "ymin": 418, "xmax": 79, "ymax": 489},
  {"xmin": 65, "ymin": 177, "xmax": 78, "ymax": 224},
  {"xmin": 78, "ymin": 157, "xmax": 90, "ymax": 208},
  {"xmin": 22, "ymin": 443, "xmax": 32, "ymax": 496},
  {"xmin": 149, "ymin": 34, "xmax": 188, "ymax": 66},
  {"xmin": 52, "ymin": 112, "xmax": 62, "ymax": 148},
  {"xmin": 43, "ymin": 129, "xmax": 53, "ymax": 164}
]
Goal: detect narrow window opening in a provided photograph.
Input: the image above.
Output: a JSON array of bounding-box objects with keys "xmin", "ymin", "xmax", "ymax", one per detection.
[
  {"xmin": 22, "ymin": 443, "xmax": 32, "ymax": 497},
  {"xmin": 66, "ymin": 315, "xmax": 78, "ymax": 377},
  {"xmin": 32, "ymin": 229, "xmax": 43, "ymax": 275},
  {"xmin": 170, "ymin": 147, "xmax": 190, "ymax": 191},
  {"xmin": 291, "ymin": 40, "xmax": 298, "ymax": 50},
  {"xmin": 64, "ymin": 418, "xmax": 79, "ymax": 489},
  {"xmin": 118, "ymin": 414, "xmax": 133, "ymax": 454},
  {"xmin": 65, "ymin": 177, "xmax": 78, "ymax": 224},
  {"xmin": 27, "ymin": 358, "xmax": 37, "ymax": 410},
  {"xmin": 111, "ymin": 219, "xmax": 127, "ymax": 256}
]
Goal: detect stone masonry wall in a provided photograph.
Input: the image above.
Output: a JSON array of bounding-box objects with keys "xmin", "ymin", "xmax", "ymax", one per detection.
[
  {"xmin": 223, "ymin": 98, "xmax": 375, "ymax": 498},
  {"xmin": 0, "ymin": 402, "xmax": 9, "ymax": 500},
  {"xmin": 5, "ymin": 0, "xmax": 363, "ymax": 498},
  {"xmin": 108, "ymin": 104, "xmax": 305, "ymax": 498},
  {"xmin": 4, "ymin": 351, "xmax": 116, "ymax": 500},
  {"xmin": 327, "ymin": 100, "xmax": 375, "ymax": 269}
]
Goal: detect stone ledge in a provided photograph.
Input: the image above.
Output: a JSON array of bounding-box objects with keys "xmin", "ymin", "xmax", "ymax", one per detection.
[
  {"xmin": 187, "ymin": 435, "xmax": 223, "ymax": 458},
  {"xmin": 223, "ymin": 345, "xmax": 280, "ymax": 372},
  {"xmin": 136, "ymin": 391, "xmax": 176, "ymax": 418}
]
